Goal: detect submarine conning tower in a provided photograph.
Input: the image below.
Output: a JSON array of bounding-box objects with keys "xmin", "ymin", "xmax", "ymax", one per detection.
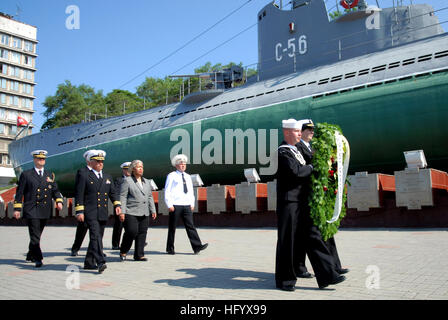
[{"xmin": 257, "ymin": 0, "xmax": 444, "ymax": 81}]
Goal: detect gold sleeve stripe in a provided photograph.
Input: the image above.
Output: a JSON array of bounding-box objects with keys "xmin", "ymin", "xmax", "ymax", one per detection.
[
  {"xmin": 55, "ymin": 198, "xmax": 63, "ymax": 203},
  {"xmin": 13, "ymin": 203, "xmax": 23, "ymax": 208},
  {"xmin": 113, "ymin": 201, "xmax": 121, "ymax": 206},
  {"xmin": 75, "ymin": 205, "xmax": 85, "ymax": 211}
]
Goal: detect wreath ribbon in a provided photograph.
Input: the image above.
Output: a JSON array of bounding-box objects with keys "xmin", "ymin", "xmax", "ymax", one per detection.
[{"xmin": 327, "ymin": 132, "xmax": 350, "ymax": 223}]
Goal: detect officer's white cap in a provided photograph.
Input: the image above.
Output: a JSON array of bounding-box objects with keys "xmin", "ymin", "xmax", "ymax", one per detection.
[
  {"xmin": 31, "ymin": 150, "xmax": 48, "ymax": 159},
  {"xmin": 84, "ymin": 149, "xmax": 106, "ymax": 161},
  {"xmin": 171, "ymin": 154, "xmax": 188, "ymax": 167},
  {"xmin": 120, "ymin": 162, "xmax": 131, "ymax": 169},
  {"xmin": 282, "ymin": 118, "xmax": 301, "ymax": 129}
]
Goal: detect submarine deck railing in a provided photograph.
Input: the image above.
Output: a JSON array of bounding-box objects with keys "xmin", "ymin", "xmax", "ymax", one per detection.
[{"xmin": 82, "ymin": 5, "xmax": 447, "ymax": 123}]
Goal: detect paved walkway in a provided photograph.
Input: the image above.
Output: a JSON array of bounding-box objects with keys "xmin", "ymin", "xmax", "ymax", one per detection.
[{"xmin": 0, "ymin": 225, "xmax": 447, "ymax": 300}]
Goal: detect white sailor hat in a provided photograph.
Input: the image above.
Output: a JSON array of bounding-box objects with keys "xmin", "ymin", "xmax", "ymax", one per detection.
[
  {"xmin": 282, "ymin": 118, "xmax": 301, "ymax": 129},
  {"xmin": 120, "ymin": 162, "xmax": 131, "ymax": 169},
  {"xmin": 171, "ymin": 154, "xmax": 188, "ymax": 167},
  {"xmin": 299, "ymin": 119, "xmax": 315, "ymax": 130},
  {"xmin": 31, "ymin": 150, "xmax": 48, "ymax": 159},
  {"xmin": 84, "ymin": 149, "xmax": 106, "ymax": 161}
]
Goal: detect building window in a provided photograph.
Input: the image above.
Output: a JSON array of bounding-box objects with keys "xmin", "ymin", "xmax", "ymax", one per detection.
[
  {"xmin": 0, "ymin": 63, "xmax": 6, "ymax": 74},
  {"xmin": 0, "ymin": 78, "xmax": 6, "ymax": 89},
  {"xmin": 24, "ymin": 41, "xmax": 34, "ymax": 53},
  {"xmin": 0, "ymin": 95, "xmax": 5, "ymax": 105},
  {"xmin": 0, "ymin": 108, "xmax": 4, "ymax": 118},
  {"xmin": 24, "ymin": 70, "xmax": 33, "ymax": 80},
  {"xmin": 24, "ymin": 55, "xmax": 32, "ymax": 66},
  {"xmin": 0, "ymin": 34, "xmax": 9, "ymax": 46},
  {"xmin": 7, "ymin": 110, "xmax": 18, "ymax": 121},
  {"xmin": 11, "ymin": 52, "xmax": 20, "ymax": 64},
  {"xmin": 19, "ymin": 112, "xmax": 30, "ymax": 122},
  {"xmin": 11, "ymin": 81, "xmax": 19, "ymax": 92},
  {"xmin": 12, "ymin": 67, "xmax": 20, "ymax": 78},
  {"xmin": 0, "ymin": 49, "xmax": 8, "ymax": 60},
  {"xmin": 25, "ymin": 98, "xmax": 32, "ymax": 108},
  {"xmin": 12, "ymin": 37, "xmax": 21, "ymax": 49},
  {"xmin": 11, "ymin": 96, "xmax": 19, "ymax": 106},
  {"xmin": 24, "ymin": 84, "xmax": 31, "ymax": 94},
  {"xmin": 0, "ymin": 123, "xmax": 4, "ymax": 134},
  {"xmin": 9, "ymin": 125, "xmax": 17, "ymax": 135}
]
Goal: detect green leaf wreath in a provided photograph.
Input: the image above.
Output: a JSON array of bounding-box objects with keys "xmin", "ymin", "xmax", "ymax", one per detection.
[{"xmin": 309, "ymin": 123, "xmax": 348, "ymax": 241}]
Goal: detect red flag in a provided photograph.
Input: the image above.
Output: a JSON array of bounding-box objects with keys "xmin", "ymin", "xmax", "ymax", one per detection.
[{"xmin": 17, "ymin": 116, "xmax": 28, "ymax": 127}]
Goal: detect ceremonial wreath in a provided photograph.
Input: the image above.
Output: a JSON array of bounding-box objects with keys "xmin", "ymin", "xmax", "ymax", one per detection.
[{"xmin": 309, "ymin": 123, "xmax": 350, "ymax": 241}]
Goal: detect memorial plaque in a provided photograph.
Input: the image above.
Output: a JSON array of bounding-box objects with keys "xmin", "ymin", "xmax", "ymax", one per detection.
[
  {"xmin": 395, "ymin": 168, "xmax": 433, "ymax": 210},
  {"xmin": 157, "ymin": 190, "xmax": 169, "ymax": 215},
  {"xmin": 347, "ymin": 172, "xmax": 380, "ymax": 211},
  {"xmin": 235, "ymin": 182, "xmax": 257, "ymax": 214},
  {"xmin": 206, "ymin": 184, "xmax": 227, "ymax": 214},
  {"xmin": 267, "ymin": 180, "xmax": 277, "ymax": 211}
]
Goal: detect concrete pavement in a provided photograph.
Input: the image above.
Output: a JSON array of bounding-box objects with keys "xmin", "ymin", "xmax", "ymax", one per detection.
[{"xmin": 0, "ymin": 225, "xmax": 447, "ymax": 300}]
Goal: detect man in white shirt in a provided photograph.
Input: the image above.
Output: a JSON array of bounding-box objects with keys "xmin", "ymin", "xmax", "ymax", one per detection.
[{"xmin": 165, "ymin": 154, "xmax": 208, "ymax": 255}]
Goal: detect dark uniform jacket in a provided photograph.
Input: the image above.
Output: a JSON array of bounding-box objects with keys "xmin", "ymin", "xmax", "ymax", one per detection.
[
  {"xmin": 74, "ymin": 166, "xmax": 121, "ymax": 221},
  {"xmin": 14, "ymin": 168, "xmax": 63, "ymax": 219},
  {"xmin": 276, "ymin": 140, "xmax": 313, "ymax": 202},
  {"xmin": 296, "ymin": 140, "xmax": 314, "ymax": 199}
]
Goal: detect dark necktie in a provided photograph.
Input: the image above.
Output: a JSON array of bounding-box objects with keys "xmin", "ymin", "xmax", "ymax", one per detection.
[
  {"xmin": 39, "ymin": 170, "xmax": 43, "ymax": 177},
  {"xmin": 182, "ymin": 173, "xmax": 187, "ymax": 194}
]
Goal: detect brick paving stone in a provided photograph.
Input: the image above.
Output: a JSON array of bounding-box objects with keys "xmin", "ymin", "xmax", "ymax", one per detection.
[{"xmin": 0, "ymin": 226, "xmax": 447, "ymax": 300}]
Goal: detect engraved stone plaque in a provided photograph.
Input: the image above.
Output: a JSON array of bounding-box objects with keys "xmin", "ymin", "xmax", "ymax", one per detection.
[
  {"xmin": 267, "ymin": 180, "xmax": 277, "ymax": 211},
  {"xmin": 235, "ymin": 182, "xmax": 257, "ymax": 214},
  {"xmin": 157, "ymin": 190, "xmax": 169, "ymax": 215},
  {"xmin": 395, "ymin": 168, "xmax": 433, "ymax": 210},
  {"xmin": 206, "ymin": 184, "xmax": 227, "ymax": 214},
  {"xmin": 347, "ymin": 172, "xmax": 380, "ymax": 211}
]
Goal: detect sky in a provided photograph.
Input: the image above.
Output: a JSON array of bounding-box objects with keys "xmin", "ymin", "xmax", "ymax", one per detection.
[{"xmin": 0, "ymin": 0, "xmax": 447, "ymax": 133}]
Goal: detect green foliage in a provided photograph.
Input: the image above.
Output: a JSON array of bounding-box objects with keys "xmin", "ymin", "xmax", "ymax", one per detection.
[
  {"xmin": 309, "ymin": 123, "xmax": 348, "ymax": 241},
  {"xmin": 329, "ymin": 7, "xmax": 358, "ymax": 20}
]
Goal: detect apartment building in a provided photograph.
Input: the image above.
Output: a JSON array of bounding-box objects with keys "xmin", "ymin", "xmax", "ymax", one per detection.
[{"xmin": 0, "ymin": 12, "xmax": 36, "ymax": 186}]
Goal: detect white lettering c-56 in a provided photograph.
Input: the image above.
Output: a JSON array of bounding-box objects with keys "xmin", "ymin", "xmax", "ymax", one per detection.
[{"xmin": 275, "ymin": 35, "xmax": 307, "ymax": 62}]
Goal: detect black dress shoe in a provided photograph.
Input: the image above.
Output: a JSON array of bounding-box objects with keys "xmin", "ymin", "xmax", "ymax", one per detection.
[
  {"xmin": 83, "ymin": 265, "xmax": 98, "ymax": 270},
  {"xmin": 35, "ymin": 261, "xmax": 43, "ymax": 268},
  {"xmin": 319, "ymin": 275, "xmax": 346, "ymax": 289},
  {"xmin": 338, "ymin": 268, "xmax": 350, "ymax": 274},
  {"xmin": 297, "ymin": 271, "xmax": 314, "ymax": 278},
  {"xmin": 26, "ymin": 257, "xmax": 36, "ymax": 262},
  {"xmin": 119, "ymin": 254, "xmax": 127, "ymax": 262},
  {"xmin": 279, "ymin": 285, "xmax": 295, "ymax": 292},
  {"xmin": 98, "ymin": 263, "xmax": 107, "ymax": 274},
  {"xmin": 134, "ymin": 257, "xmax": 148, "ymax": 261},
  {"xmin": 194, "ymin": 243, "xmax": 208, "ymax": 254},
  {"xmin": 166, "ymin": 251, "xmax": 175, "ymax": 255},
  {"xmin": 71, "ymin": 250, "xmax": 78, "ymax": 257}
]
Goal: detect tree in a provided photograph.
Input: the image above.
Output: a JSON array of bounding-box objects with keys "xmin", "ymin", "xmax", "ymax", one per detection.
[
  {"xmin": 104, "ymin": 89, "xmax": 144, "ymax": 116},
  {"xmin": 42, "ymin": 80, "xmax": 104, "ymax": 130}
]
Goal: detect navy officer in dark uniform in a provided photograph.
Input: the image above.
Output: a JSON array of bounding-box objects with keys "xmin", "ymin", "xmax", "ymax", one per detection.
[
  {"xmin": 296, "ymin": 119, "xmax": 349, "ymax": 276},
  {"xmin": 275, "ymin": 119, "xmax": 345, "ymax": 291},
  {"xmin": 13, "ymin": 150, "xmax": 64, "ymax": 268},
  {"xmin": 74, "ymin": 150, "xmax": 121, "ymax": 273}
]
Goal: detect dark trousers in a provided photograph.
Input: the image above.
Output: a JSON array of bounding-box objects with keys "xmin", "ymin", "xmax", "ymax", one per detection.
[
  {"xmin": 84, "ymin": 219, "xmax": 106, "ymax": 268},
  {"xmin": 71, "ymin": 221, "xmax": 88, "ymax": 252},
  {"xmin": 26, "ymin": 218, "xmax": 47, "ymax": 262},
  {"xmin": 112, "ymin": 214, "xmax": 123, "ymax": 248},
  {"xmin": 166, "ymin": 205, "xmax": 202, "ymax": 253},
  {"xmin": 275, "ymin": 201, "xmax": 339, "ymax": 288},
  {"xmin": 295, "ymin": 236, "xmax": 342, "ymax": 274},
  {"xmin": 120, "ymin": 214, "xmax": 149, "ymax": 259}
]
